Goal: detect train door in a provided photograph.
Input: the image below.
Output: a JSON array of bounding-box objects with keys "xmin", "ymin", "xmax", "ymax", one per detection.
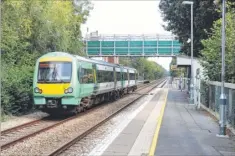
[
  {"xmin": 120, "ymin": 66, "xmax": 124, "ymax": 88},
  {"xmin": 114, "ymin": 67, "xmax": 117, "ymax": 89},
  {"xmin": 79, "ymin": 62, "xmax": 94, "ymax": 97},
  {"xmin": 127, "ymin": 69, "xmax": 130, "ymax": 87},
  {"xmin": 93, "ymin": 64, "xmax": 98, "ymax": 93},
  {"xmin": 135, "ymin": 70, "xmax": 137, "ymax": 83}
]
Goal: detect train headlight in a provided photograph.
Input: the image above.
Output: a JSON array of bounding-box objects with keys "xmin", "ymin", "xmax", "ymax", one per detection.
[
  {"xmin": 34, "ymin": 87, "xmax": 42, "ymax": 94},
  {"xmin": 65, "ymin": 87, "xmax": 73, "ymax": 94}
]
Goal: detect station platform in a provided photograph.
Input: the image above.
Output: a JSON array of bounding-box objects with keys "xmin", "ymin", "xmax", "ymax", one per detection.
[
  {"xmin": 94, "ymin": 83, "xmax": 235, "ymax": 156},
  {"xmin": 154, "ymin": 88, "xmax": 235, "ymax": 156}
]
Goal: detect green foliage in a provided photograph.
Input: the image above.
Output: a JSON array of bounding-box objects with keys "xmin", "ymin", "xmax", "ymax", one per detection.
[
  {"xmin": 119, "ymin": 57, "xmax": 167, "ymax": 80},
  {"xmin": 200, "ymin": 3, "xmax": 235, "ymax": 83},
  {"xmin": 159, "ymin": 0, "xmax": 222, "ymax": 57},
  {"xmin": 1, "ymin": 0, "xmax": 92, "ymax": 116}
]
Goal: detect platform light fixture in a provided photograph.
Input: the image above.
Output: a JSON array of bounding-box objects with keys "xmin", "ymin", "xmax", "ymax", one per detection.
[{"xmin": 182, "ymin": 1, "xmax": 194, "ymax": 104}]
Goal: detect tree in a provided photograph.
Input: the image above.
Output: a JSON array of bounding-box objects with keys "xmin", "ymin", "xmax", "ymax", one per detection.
[
  {"xmin": 119, "ymin": 57, "xmax": 167, "ymax": 80},
  {"xmin": 1, "ymin": 0, "xmax": 93, "ymax": 116},
  {"xmin": 200, "ymin": 3, "xmax": 235, "ymax": 83},
  {"xmin": 159, "ymin": 0, "xmax": 221, "ymax": 57}
]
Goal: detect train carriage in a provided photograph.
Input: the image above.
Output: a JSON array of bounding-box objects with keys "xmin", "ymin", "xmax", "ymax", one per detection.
[
  {"xmin": 124, "ymin": 66, "xmax": 138, "ymax": 92},
  {"xmin": 33, "ymin": 52, "xmax": 138, "ymax": 115}
]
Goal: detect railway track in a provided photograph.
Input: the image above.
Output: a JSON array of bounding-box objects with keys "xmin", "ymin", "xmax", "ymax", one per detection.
[
  {"xmin": 48, "ymin": 78, "xmax": 167, "ymax": 156},
  {"xmin": 1, "ymin": 79, "xmax": 156, "ymax": 134},
  {"xmin": 0, "ymin": 78, "xmax": 165, "ymax": 151},
  {"xmin": 0, "ymin": 116, "xmax": 79, "ymax": 150}
]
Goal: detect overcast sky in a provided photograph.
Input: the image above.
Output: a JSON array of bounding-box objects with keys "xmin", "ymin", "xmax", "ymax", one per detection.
[{"xmin": 81, "ymin": 0, "xmax": 172, "ymax": 71}]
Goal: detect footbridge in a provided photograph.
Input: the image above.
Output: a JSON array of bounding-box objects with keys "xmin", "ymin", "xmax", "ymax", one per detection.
[{"xmin": 84, "ymin": 34, "xmax": 181, "ymax": 57}]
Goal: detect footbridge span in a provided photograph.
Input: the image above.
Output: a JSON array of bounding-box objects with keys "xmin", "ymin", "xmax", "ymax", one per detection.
[{"xmin": 84, "ymin": 33, "xmax": 182, "ymax": 57}]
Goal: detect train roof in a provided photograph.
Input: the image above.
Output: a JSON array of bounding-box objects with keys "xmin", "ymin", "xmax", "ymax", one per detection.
[
  {"xmin": 74, "ymin": 55, "xmax": 120, "ymax": 67},
  {"xmin": 38, "ymin": 52, "xmax": 137, "ymax": 71}
]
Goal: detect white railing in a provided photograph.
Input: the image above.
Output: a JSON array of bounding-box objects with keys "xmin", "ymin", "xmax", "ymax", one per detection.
[{"xmin": 85, "ymin": 34, "xmax": 178, "ymax": 41}]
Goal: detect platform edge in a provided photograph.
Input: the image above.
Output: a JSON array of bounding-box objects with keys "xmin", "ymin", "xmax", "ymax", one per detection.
[{"xmin": 148, "ymin": 88, "xmax": 168, "ymax": 156}]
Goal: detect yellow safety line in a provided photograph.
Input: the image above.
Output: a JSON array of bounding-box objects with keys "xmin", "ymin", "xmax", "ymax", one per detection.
[{"xmin": 148, "ymin": 88, "xmax": 169, "ymax": 156}]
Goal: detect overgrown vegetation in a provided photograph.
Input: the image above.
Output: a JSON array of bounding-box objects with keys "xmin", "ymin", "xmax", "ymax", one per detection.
[
  {"xmin": 1, "ymin": 0, "xmax": 93, "ymax": 117},
  {"xmin": 159, "ymin": 0, "xmax": 235, "ymax": 83},
  {"xmin": 200, "ymin": 3, "xmax": 235, "ymax": 83},
  {"xmin": 159, "ymin": 0, "xmax": 221, "ymax": 57},
  {"xmin": 119, "ymin": 57, "xmax": 167, "ymax": 80}
]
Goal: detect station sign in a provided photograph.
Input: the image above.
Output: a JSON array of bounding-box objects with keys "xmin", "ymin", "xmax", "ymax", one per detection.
[{"xmin": 171, "ymin": 65, "xmax": 178, "ymax": 70}]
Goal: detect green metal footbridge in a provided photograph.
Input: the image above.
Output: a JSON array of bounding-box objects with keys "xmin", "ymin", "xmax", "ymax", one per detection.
[{"xmin": 84, "ymin": 34, "xmax": 181, "ymax": 57}]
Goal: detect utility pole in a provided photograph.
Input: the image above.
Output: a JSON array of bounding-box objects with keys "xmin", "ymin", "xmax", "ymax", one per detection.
[{"xmin": 218, "ymin": 0, "xmax": 227, "ymax": 137}]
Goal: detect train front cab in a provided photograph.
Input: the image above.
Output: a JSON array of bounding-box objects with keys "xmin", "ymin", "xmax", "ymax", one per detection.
[{"xmin": 33, "ymin": 55, "xmax": 81, "ymax": 114}]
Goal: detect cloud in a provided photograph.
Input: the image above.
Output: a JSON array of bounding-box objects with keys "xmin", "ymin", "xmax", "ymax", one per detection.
[{"xmin": 81, "ymin": 1, "xmax": 171, "ymax": 35}]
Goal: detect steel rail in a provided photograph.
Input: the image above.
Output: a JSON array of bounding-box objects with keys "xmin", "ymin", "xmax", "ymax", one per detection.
[
  {"xmin": 1, "ymin": 79, "xmax": 156, "ymax": 135},
  {"xmin": 1, "ymin": 78, "xmax": 166, "ymax": 151},
  {"xmin": 48, "ymin": 78, "xmax": 167, "ymax": 156}
]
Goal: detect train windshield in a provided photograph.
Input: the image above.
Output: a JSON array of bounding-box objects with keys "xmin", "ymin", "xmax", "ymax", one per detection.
[{"xmin": 38, "ymin": 62, "xmax": 72, "ymax": 83}]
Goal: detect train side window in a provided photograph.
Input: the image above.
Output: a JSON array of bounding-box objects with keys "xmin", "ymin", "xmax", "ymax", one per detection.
[
  {"xmin": 125, "ymin": 72, "xmax": 128, "ymax": 80},
  {"xmin": 87, "ymin": 69, "xmax": 94, "ymax": 83},
  {"xmin": 80, "ymin": 68, "xmax": 94, "ymax": 84},
  {"xmin": 116, "ymin": 72, "xmax": 121, "ymax": 81},
  {"xmin": 79, "ymin": 68, "xmax": 85, "ymax": 83},
  {"xmin": 130, "ymin": 73, "xmax": 135, "ymax": 80},
  {"xmin": 123, "ymin": 72, "xmax": 126, "ymax": 80},
  {"xmin": 97, "ymin": 70, "xmax": 104, "ymax": 83},
  {"xmin": 108, "ymin": 71, "xmax": 114, "ymax": 82},
  {"xmin": 77, "ymin": 68, "xmax": 80, "ymax": 81},
  {"xmin": 96, "ymin": 70, "xmax": 114, "ymax": 83}
]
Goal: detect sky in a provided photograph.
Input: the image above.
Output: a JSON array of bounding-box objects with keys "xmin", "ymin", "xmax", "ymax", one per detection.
[{"xmin": 81, "ymin": 0, "xmax": 172, "ymax": 71}]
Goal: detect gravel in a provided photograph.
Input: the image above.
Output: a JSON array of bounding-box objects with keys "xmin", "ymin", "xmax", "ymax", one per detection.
[
  {"xmin": 59, "ymin": 95, "xmax": 151, "ymax": 156},
  {"xmin": 1, "ymin": 111, "xmax": 48, "ymax": 131},
  {"xmin": 1, "ymin": 82, "xmax": 160, "ymax": 156}
]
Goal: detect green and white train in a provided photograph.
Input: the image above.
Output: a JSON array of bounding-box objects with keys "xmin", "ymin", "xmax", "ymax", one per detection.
[{"xmin": 33, "ymin": 52, "xmax": 138, "ymax": 115}]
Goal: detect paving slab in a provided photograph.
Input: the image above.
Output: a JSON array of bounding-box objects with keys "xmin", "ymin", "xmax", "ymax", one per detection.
[
  {"xmin": 101, "ymin": 88, "xmax": 167, "ymax": 156},
  {"xmin": 155, "ymin": 89, "xmax": 235, "ymax": 156}
]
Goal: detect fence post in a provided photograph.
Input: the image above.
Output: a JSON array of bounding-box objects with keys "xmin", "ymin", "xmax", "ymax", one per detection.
[
  {"xmin": 215, "ymin": 85, "xmax": 219, "ymax": 112},
  {"xmin": 195, "ymin": 69, "xmax": 201, "ymax": 109},
  {"xmin": 228, "ymin": 89, "xmax": 232, "ymax": 125},
  {"xmin": 198, "ymin": 76, "xmax": 201, "ymax": 109},
  {"xmin": 209, "ymin": 84, "xmax": 212, "ymax": 110}
]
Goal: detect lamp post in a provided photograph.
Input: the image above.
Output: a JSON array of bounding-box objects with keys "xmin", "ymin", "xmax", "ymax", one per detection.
[
  {"xmin": 219, "ymin": 0, "xmax": 227, "ymax": 136},
  {"xmin": 182, "ymin": 1, "xmax": 194, "ymax": 104}
]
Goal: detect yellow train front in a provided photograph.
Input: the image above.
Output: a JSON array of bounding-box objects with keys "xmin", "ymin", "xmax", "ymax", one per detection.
[{"xmin": 33, "ymin": 52, "xmax": 81, "ymax": 115}]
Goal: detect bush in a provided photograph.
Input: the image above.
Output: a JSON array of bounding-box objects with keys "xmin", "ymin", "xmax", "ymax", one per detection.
[
  {"xmin": 1, "ymin": 0, "xmax": 92, "ymax": 117},
  {"xmin": 1, "ymin": 64, "xmax": 34, "ymax": 115}
]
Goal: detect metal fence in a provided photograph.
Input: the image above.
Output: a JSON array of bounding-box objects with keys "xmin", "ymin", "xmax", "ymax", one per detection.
[
  {"xmin": 199, "ymin": 80, "xmax": 235, "ymax": 129},
  {"xmin": 171, "ymin": 77, "xmax": 190, "ymax": 91}
]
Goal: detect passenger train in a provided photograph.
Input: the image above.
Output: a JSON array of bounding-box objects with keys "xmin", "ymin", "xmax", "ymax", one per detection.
[{"xmin": 33, "ymin": 52, "xmax": 138, "ymax": 115}]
